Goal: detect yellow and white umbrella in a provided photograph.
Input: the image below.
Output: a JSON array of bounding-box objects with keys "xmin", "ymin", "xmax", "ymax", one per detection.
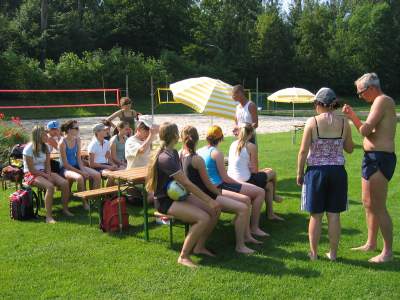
[
  {"xmin": 170, "ymin": 77, "xmax": 236, "ymax": 119},
  {"xmin": 267, "ymin": 87, "xmax": 315, "ymax": 118}
]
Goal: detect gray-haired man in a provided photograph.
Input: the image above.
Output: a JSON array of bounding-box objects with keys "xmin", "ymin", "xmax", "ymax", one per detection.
[{"xmin": 343, "ymin": 73, "xmax": 396, "ymax": 263}]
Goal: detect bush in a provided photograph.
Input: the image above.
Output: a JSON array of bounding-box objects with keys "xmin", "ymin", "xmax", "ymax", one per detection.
[{"xmin": 0, "ymin": 113, "xmax": 29, "ymax": 165}]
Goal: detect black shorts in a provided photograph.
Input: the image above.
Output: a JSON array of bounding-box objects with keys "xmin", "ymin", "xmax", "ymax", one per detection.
[
  {"xmin": 218, "ymin": 182, "xmax": 242, "ymax": 193},
  {"xmin": 301, "ymin": 165, "xmax": 348, "ymax": 214},
  {"xmin": 362, "ymin": 151, "xmax": 397, "ymax": 181},
  {"xmin": 155, "ymin": 197, "xmax": 174, "ymax": 215},
  {"xmin": 94, "ymin": 163, "xmax": 111, "ymax": 173},
  {"xmin": 247, "ymin": 172, "xmax": 268, "ymax": 189}
]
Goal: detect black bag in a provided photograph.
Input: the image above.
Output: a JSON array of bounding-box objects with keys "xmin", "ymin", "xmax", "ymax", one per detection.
[
  {"xmin": 10, "ymin": 144, "xmax": 26, "ymax": 160},
  {"xmin": 9, "ymin": 187, "xmax": 39, "ymax": 220},
  {"xmin": 124, "ymin": 187, "xmax": 143, "ymax": 206}
]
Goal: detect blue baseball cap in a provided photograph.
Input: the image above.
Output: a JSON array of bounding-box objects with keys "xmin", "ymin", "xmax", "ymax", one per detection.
[{"xmin": 47, "ymin": 120, "xmax": 60, "ymax": 130}]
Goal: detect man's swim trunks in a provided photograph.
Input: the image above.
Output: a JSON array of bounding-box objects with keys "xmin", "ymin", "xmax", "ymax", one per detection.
[{"xmin": 362, "ymin": 151, "xmax": 397, "ymax": 181}]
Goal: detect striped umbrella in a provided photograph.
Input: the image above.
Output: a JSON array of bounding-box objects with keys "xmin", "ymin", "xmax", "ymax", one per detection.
[{"xmin": 170, "ymin": 77, "xmax": 236, "ymax": 119}]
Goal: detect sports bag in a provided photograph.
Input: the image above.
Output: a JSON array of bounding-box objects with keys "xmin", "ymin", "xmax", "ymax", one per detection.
[
  {"xmin": 9, "ymin": 187, "xmax": 39, "ymax": 220},
  {"xmin": 100, "ymin": 196, "xmax": 129, "ymax": 232}
]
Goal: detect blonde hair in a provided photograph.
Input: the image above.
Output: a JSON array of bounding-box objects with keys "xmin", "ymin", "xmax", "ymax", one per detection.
[
  {"xmin": 31, "ymin": 125, "xmax": 48, "ymax": 157},
  {"xmin": 181, "ymin": 126, "xmax": 199, "ymax": 155},
  {"xmin": 236, "ymin": 123, "xmax": 254, "ymax": 156},
  {"xmin": 146, "ymin": 122, "xmax": 179, "ymax": 192}
]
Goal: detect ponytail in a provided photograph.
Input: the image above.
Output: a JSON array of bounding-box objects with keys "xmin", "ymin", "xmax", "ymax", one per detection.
[
  {"xmin": 236, "ymin": 123, "xmax": 254, "ymax": 156},
  {"xmin": 181, "ymin": 126, "xmax": 199, "ymax": 155}
]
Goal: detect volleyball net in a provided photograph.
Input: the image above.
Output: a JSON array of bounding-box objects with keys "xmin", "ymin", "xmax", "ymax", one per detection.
[{"xmin": 0, "ymin": 88, "xmax": 120, "ymax": 109}]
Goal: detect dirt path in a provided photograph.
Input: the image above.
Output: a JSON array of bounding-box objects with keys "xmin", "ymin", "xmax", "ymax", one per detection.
[{"xmin": 21, "ymin": 114, "xmax": 308, "ymax": 149}]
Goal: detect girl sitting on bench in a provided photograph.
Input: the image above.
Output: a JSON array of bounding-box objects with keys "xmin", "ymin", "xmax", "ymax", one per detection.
[
  {"xmin": 59, "ymin": 120, "xmax": 101, "ymax": 210},
  {"xmin": 23, "ymin": 125, "xmax": 71, "ymax": 223},
  {"xmin": 180, "ymin": 126, "xmax": 257, "ymax": 254},
  {"xmin": 146, "ymin": 122, "xmax": 221, "ymax": 268}
]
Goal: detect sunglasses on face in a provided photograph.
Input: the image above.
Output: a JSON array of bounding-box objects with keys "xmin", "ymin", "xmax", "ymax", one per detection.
[
  {"xmin": 72, "ymin": 126, "xmax": 79, "ymax": 130},
  {"xmin": 357, "ymin": 86, "xmax": 369, "ymax": 97}
]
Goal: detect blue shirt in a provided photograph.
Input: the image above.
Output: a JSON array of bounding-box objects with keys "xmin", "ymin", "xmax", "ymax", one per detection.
[{"xmin": 197, "ymin": 146, "xmax": 222, "ymax": 185}]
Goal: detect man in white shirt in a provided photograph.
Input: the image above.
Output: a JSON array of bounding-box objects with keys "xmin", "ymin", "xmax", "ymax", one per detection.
[
  {"xmin": 232, "ymin": 85, "xmax": 258, "ymax": 144},
  {"xmin": 125, "ymin": 115, "xmax": 158, "ymax": 169}
]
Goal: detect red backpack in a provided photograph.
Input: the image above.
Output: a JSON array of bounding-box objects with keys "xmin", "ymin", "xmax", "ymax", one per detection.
[
  {"xmin": 100, "ymin": 196, "xmax": 129, "ymax": 232},
  {"xmin": 10, "ymin": 187, "xmax": 39, "ymax": 220}
]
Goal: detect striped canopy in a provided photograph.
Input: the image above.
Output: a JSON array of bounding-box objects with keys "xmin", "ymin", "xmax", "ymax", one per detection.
[{"xmin": 170, "ymin": 77, "xmax": 236, "ymax": 119}]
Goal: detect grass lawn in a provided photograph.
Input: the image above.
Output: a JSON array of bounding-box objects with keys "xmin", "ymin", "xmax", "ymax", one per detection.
[{"xmin": 1, "ymin": 129, "xmax": 399, "ymax": 299}]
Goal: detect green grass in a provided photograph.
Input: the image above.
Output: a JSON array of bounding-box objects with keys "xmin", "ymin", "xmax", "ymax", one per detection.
[{"xmin": 1, "ymin": 129, "xmax": 400, "ymax": 299}]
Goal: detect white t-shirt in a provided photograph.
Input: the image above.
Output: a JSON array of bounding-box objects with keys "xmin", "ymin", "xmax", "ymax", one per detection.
[
  {"xmin": 47, "ymin": 135, "xmax": 61, "ymax": 154},
  {"xmin": 125, "ymin": 136, "xmax": 151, "ymax": 169},
  {"xmin": 88, "ymin": 138, "xmax": 110, "ymax": 164},
  {"xmin": 23, "ymin": 143, "xmax": 48, "ymax": 173},
  {"xmin": 227, "ymin": 140, "xmax": 251, "ymax": 182}
]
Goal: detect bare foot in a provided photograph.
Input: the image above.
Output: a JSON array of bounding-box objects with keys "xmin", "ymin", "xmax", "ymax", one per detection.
[
  {"xmin": 46, "ymin": 217, "xmax": 57, "ymax": 224},
  {"xmin": 251, "ymin": 228, "xmax": 270, "ymax": 237},
  {"xmin": 63, "ymin": 210, "xmax": 74, "ymax": 217},
  {"xmin": 193, "ymin": 247, "xmax": 216, "ymax": 257},
  {"xmin": 325, "ymin": 252, "xmax": 336, "ymax": 261},
  {"xmin": 236, "ymin": 245, "xmax": 255, "ymax": 254},
  {"xmin": 245, "ymin": 236, "xmax": 263, "ymax": 244},
  {"xmin": 308, "ymin": 252, "xmax": 318, "ymax": 261},
  {"xmin": 368, "ymin": 253, "xmax": 393, "ymax": 263},
  {"xmin": 268, "ymin": 214, "xmax": 285, "ymax": 221},
  {"xmin": 273, "ymin": 195, "xmax": 284, "ymax": 203},
  {"xmin": 178, "ymin": 256, "xmax": 197, "ymax": 268},
  {"xmin": 351, "ymin": 244, "xmax": 376, "ymax": 252}
]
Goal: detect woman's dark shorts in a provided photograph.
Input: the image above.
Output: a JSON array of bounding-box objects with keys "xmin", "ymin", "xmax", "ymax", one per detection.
[
  {"xmin": 218, "ymin": 182, "xmax": 242, "ymax": 193},
  {"xmin": 247, "ymin": 172, "xmax": 268, "ymax": 189},
  {"xmin": 301, "ymin": 165, "xmax": 348, "ymax": 214}
]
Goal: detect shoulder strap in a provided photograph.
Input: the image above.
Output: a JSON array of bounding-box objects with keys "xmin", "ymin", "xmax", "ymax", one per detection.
[
  {"xmin": 314, "ymin": 117, "xmax": 320, "ymax": 138},
  {"xmin": 341, "ymin": 118, "xmax": 345, "ymax": 138}
]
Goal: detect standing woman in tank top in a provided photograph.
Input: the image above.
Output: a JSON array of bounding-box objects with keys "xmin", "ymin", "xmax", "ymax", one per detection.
[
  {"xmin": 107, "ymin": 97, "xmax": 140, "ymax": 134},
  {"xmin": 297, "ymin": 88, "xmax": 354, "ymax": 261}
]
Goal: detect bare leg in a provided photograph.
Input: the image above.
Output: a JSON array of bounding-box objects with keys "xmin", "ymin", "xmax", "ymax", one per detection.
[
  {"xmin": 262, "ymin": 168, "xmax": 283, "ymax": 202},
  {"xmin": 352, "ymin": 177, "xmax": 378, "ymax": 252},
  {"xmin": 365, "ymin": 172, "xmax": 393, "ymax": 263},
  {"xmin": 216, "ymin": 195, "xmax": 255, "ymax": 254},
  {"xmin": 186, "ymin": 195, "xmax": 219, "ymax": 257},
  {"xmin": 50, "ymin": 172, "xmax": 73, "ymax": 216},
  {"xmin": 240, "ymin": 182, "xmax": 266, "ymax": 236},
  {"xmin": 32, "ymin": 176, "xmax": 56, "ymax": 223},
  {"xmin": 167, "ymin": 201, "xmax": 211, "ymax": 268},
  {"xmin": 326, "ymin": 213, "xmax": 340, "ymax": 261},
  {"xmin": 264, "ymin": 182, "xmax": 284, "ymax": 221},
  {"xmin": 309, "ymin": 213, "xmax": 323, "ymax": 260},
  {"xmin": 222, "ymin": 190, "xmax": 263, "ymax": 243}
]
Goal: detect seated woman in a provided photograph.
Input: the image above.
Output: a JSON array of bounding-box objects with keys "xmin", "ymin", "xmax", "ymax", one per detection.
[
  {"xmin": 23, "ymin": 125, "xmax": 71, "ymax": 223},
  {"xmin": 146, "ymin": 122, "xmax": 221, "ymax": 268},
  {"xmin": 88, "ymin": 123, "xmax": 121, "ymax": 186},
  {"xmin": 181, "ymin": 126, "xmax": 258, "ymax": 254},
  {"xmin": 59, "ymin": 120, "xmax": 101, "ymax": 210},
  {"xmin": 110, "ymin": 121, "xmax": 130, "ymax": 169},
  {"xmin": 106, "ymin": 97, "xmax": 140, "ymax": 134},
  {"xmin": 197, "ymin": 126, "xmax": 267, "ymax": 237},
  {"xmin": 125, "ymin": 115, "xmax": 158, "ymax": 169},
  {"xmin": 228, "ymin": 123, "xmax": 284, "ymax": 221},
  {"xmin": 297, "ymin": 88, "xmax": 354, "ymax": 261}
]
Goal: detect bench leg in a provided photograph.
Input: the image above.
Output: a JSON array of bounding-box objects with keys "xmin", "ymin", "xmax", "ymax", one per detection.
[
  {"xmin": 88, "ymin": 198, "xmax": 92, "ymax": 226},
  {"xmin": 169, "ymin": 220, "xmax": 173, "ymax": 248},
  {"xmin": 142, "ymin": 183, "xmax": 149, "ymax": 241}
]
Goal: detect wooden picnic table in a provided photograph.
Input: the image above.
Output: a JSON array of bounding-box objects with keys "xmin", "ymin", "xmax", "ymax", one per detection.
[{"xmin": 104, "ymin": 167, "xmax": 149, "ymax": 240}]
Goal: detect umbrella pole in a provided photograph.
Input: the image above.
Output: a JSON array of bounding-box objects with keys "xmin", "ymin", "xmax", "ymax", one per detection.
[{"xmin": 292, "ymin": 102, "xmax": 295, "ymax": 122}]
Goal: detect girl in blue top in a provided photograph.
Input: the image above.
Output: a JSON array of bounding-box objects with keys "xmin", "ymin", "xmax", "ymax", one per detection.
[
  {"xmin": 59, "ymin": 120, "xmax": 101, "ymax": 210},
  {"xmin": 197, "ymin": 125, "xmax": 268, "ymax": 237}
]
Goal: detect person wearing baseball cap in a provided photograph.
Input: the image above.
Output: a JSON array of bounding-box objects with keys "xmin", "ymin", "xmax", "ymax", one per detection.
[
  {"xmin": 297, "ymin": 87, "xmax": 354, "ymax": 261},
  {"xmin": 197, "ymin": 125, "xmax": 268, "ymax": 239},
  {"xmin": 46, "ymin": 120, "xmax": 62, "ymax": 153}
]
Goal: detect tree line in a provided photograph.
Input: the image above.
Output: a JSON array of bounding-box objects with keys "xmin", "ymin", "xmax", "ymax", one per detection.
[{"xmin": 0, "ymin": 0, "xmax": 399, "ymax": 97}]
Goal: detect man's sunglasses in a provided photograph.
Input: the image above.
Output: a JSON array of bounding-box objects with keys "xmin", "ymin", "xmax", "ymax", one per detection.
[{"xmin": 357, "ymin": 86, "xmax": 369, "ymax": 96}]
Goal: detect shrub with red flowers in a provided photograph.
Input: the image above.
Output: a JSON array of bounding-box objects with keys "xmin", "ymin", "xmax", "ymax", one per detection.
[{"xmin": 0, "ymin": 113, "xmax": 29, "ymax": 165}]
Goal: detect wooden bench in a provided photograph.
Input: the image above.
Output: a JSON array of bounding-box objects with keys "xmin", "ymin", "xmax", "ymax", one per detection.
[
  {"xmin": 74, "ymin": 185, "xmax": 120, "ymax": 225},
  {"xmin": 154, "ymin": 211, "xmax": 189, "ymax": 248}
]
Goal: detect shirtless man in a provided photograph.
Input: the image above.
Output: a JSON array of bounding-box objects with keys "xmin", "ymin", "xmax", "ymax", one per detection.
[{"xmin": 342, "ymin": 73, "xmax": 396, "ymax": 263}]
